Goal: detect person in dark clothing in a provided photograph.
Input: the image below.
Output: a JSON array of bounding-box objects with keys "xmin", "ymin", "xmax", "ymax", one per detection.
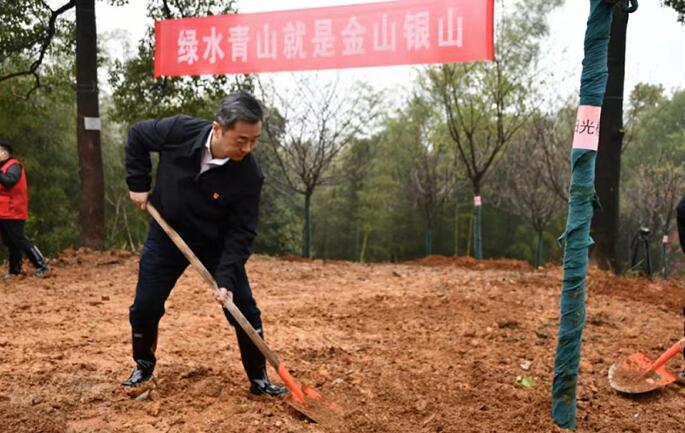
[
  {"xmin": 122, "ymin": 92, "xmax": 286, "ymax": 398},
  {"xmin": 0, "ymin": 140, "xmax": 49, "ymax": 279}
]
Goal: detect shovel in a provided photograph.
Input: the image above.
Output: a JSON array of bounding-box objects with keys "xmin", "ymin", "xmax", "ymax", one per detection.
[
  {"xmin": 146, "ymin": 204, "xmax": 340, "ymax": 423},
  {"xmin": 608, "ymin": 337, "xmax": 685, "ymax": 394}
]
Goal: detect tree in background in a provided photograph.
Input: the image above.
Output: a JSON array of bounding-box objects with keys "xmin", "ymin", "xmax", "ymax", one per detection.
[
  {"xmin": 622, "ymin": 83, "xmax": 666, "ymax": 153},
  {"xmin": 492, "ymin": 113, "xmax": 567, "ymax": 267},
  {"xmin": 0, "ymin": 0, "xmax": 680, "ymax": 268},
  {"xmin": 75, "ymin": 0, "xmax": 105, "ymax": 249},
  {"xmin": 428, "ymin": 0, "xmax": 562, "ymax": 259},
  {"xmin": 1, "ymin": 0, "xmax": 105, "ymax": 248},
  {"xmin": 623, "ymin": 163, "xmax": 684, "ymax": 257},
  {"xmin": 0, "ymin": 0, "xmax": 250, "ymax": 251},
  {"xmin": 260, "ymin": 76, "xmax": 381, "ymax": 258},
  {"xmin": 0, "ymin": 1, "xmax": 75, "ymax": 95},
  {"xmin": 621, "ymin": 87, "xmax": 685, "ymax": 274},
  {"xmin": 309, "ymin": 105, "xmax": 425, "ymax": 263},
  {"xmin": 307, "ymin": 137, "xmax": 377, "ymax": 261},
  {"xmin": 108, "ymin": 1, "xmax": 247, "ymax": 125},
  {"xmin": 535, "ymin": 102, "xmax": 575, "ymax": 203},
  {"xmin": 405, "ymin": 97, "xmax": 456, "ymax": 255},
  {"xmin": 591, "ymin": 4, "xmax": 633, "ymax": 272},
  {"xmin": 663, "ymin": 0, "xmax": 685, "ymax": 22},
  {"xmin": 338, "ymin": 138, "xmax": 376, "ymax": 261},
  {"xmin": 583, "ymin": 0, "xmax": 682, "ymax": 273},
  {"xmin": 251, "ymin": 137, "xmax": 302, "ymax": 256},
  {"xmin": 621, "ymin": 88, "xmax": 685, "ymax": 183},
  {"xmin": 0, "ymin": 43, "xmax": 80, "ymax": 256},
  {"xmin": 354, "ymin": 121, "xmax": 417, "ymax": 262}
]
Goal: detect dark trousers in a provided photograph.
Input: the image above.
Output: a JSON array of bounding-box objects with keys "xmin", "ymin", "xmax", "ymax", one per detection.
[
  {"xmin": 128, "ymin": 234, "xmax": 265, "ymax": 379},
  {"xmin": 0, "ymin": 219, "xmax": 45, "ymax": 274}
]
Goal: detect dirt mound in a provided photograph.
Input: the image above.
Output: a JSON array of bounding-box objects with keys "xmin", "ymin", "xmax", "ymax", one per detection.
[
  {"xmin": 408, "ymin": 254, "xmax": 533, "ymax": 271},
  {"xmin": 588, "ymin": 266, "xmax": 685, "ymax": 313},
  {"xmin": 280, "ymin": 255, "xmax": 314, "ymax": 263},
  {"xmin": 53, "ymin": 247, "xmax": 136, "ymax": 267},
  {"xmin": 1, "ymin": 250, "xmax": 684, "ymax": 432}
]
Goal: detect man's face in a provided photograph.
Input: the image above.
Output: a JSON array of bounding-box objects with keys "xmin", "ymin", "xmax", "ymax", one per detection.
[
  {"xmin": 0, "ymin": 149, "xmax": 9, "ymax": 161},
  {"xmin": 211, "ymin": 119, "xmax": 261, "ymax": 161}
]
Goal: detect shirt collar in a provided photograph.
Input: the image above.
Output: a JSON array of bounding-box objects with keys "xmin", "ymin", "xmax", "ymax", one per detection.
[{"xmin": 205, "ymin": 130, "xmax": 230, "ymax": 166}]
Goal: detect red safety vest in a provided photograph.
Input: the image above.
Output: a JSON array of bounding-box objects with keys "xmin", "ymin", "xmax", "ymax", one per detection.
[{"xmin": 0, "ymin": 158, "xmax": 28, "ymax": 220}]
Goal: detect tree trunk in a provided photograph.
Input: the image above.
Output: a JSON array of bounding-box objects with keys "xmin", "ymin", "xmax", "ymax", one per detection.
[
  {"xmin": 535, "ymin": 229, "xmax": 544, "ymax": 268},
  {"xmin": 591, "ymin": 7, "xmax": 628, "ymax": 272},
  {"xmin": 472, "ymin": 184, "xmax": 482, "ymax": 259},
  {"xmin": 466, "ymin": 210, "xmax": 473, "ymax": 259},
  {"xmin": 473, "ymin": 205, "xmax": 482, "ymax": 259},
  {"xmin": 660, "ymin": 234, "xmax": 668, "ymax": 278},
  {"xmin": 76, "ymin": 0, "xmax": 105, "ymax": 249},
  {"xmin": 453, "ymin": 200, "xmax": 459, "ymax": 256},
  {"xmin": 303, "ymin": 192, "xmax": 311, "ymax": 258},
  {"xmin": 359, "ymin": 229, "xmax": 369, "ymax": 263},
  {"xmin": 425, "ymin": 227, "xmax": 432, "ymax": 256}
]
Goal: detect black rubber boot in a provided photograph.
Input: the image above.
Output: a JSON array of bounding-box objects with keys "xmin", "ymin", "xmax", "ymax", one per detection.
[
  {"xmin": 249, "ymin": 366, "xmax": 288, "ymax": 397},
  {"xmin": 235, "ymin": 328, "xmax": 287, "ymax": 397},
  {"xmin": 122, "ymin": 322, "xmax": 158, "ymax": 387},
  {"xmin": 26, "ymin": 246, "xmax": 49, "ymax": 277}
]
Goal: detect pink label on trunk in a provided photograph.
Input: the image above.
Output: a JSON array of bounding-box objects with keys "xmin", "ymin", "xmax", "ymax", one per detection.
[
  {"xmin": 474, "ymin": 196, "xmax": 482, "ymax": 206},
  {"xmin": 572, "ymin": 105, "xmax": 602, "ymax": 151},
  {"xmin": 663, "ymin": 235, "xmax": 669, "ymax": 243}
]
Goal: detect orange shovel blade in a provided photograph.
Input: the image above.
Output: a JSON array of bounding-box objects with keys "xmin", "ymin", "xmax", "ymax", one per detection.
[
  {"xmin": 284, "ymin": 389, "xmax": 342, "ymax": 425},
  {"xmin": 277, "ymin": 363, "xmax": 342, "ymax": 424},
  {"xmin": 608, "ymin": 352, "xmax": 677, "ymax": 394}
]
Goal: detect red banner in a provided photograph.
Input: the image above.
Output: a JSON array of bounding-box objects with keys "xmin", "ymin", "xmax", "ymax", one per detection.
[{"xmin": 154, "ymin": 0, "xmax": 494, "ymax": 77}]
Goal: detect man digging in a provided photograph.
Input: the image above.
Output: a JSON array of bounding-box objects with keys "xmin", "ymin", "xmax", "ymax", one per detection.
[{"xmin": 121, "ymin": 91, "xmax": 286, "ymax": 398}]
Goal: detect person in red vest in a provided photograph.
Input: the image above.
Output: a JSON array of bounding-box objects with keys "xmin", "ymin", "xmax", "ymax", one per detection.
[{"xmin": 0, "ymin": 140, "xmax": 49, "ymax": 278}]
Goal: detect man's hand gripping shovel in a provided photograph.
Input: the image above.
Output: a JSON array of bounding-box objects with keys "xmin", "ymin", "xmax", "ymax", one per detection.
[{"xmin": 146, "ymin": 204, "xmax": 340, "ymax": 424}]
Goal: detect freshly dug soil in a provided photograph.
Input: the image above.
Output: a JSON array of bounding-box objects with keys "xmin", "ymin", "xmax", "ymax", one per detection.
[{"xmin": 1, "ymin": 250, "xmax": 684, "ymax": 432}]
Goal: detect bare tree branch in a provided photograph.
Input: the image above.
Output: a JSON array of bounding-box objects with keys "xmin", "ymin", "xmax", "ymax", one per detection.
[
  {"xmin": 258, "ymin": 75, "xmax": 381, "ymax": 256},
  {"xmin": 0, "ymin": 0, "xmax": 76, "ymax": 85}
]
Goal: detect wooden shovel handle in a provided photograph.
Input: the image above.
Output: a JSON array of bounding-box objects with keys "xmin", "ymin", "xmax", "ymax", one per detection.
[{"xmin": 146, "ymin": 203, "xmax": 281, "ymax": 369}]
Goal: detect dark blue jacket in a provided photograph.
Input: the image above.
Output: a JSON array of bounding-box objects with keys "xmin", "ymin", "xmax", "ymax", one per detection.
[{"xmin": 125, "ymin": 114, "xmax": 264, "ymax": 291}]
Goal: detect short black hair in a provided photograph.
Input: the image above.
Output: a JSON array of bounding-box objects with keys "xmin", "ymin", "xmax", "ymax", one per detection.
[
  {"xmin": 0, "ymin": 139, "xmax": 13, "ymax": 155},
  {"xmin": 215, "ymin": 91, "xmax": 263, "ymax": 130}
]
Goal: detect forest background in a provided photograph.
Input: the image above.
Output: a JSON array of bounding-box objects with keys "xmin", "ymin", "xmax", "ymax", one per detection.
[{"xmin": 1, "ymin": 0, "xmax": 684, "ymax": 275}]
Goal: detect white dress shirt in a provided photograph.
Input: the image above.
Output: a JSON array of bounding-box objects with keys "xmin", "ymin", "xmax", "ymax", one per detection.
[{"xmin": 200, "ymin": 131, "xmax": 230, "ymax": 174}]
